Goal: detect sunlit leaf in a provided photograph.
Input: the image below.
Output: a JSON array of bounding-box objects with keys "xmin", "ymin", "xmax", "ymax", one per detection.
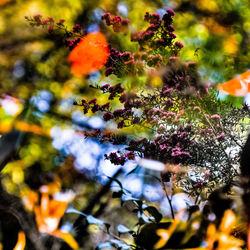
[
  {"xmin": 53, "ymin": 231, "xmax": 78, "ymax": 250},
  {"xmin": 13, "ymin": 231, "xmax": 26, "ymax": 250}
]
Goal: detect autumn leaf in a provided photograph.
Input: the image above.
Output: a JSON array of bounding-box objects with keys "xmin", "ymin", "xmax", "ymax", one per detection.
[
  {"xmin": 218, "ymin": 71, "xmax": 250, "ymax": 96},
  {"xmin": 68, "ymin": 32, "xmax": 109, "ymax": 76}
]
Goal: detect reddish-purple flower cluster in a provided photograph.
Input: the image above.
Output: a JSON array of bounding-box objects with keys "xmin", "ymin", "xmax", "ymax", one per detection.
[
  {"xmin": 26, "ymin": 15, "xmax": 86, "ymax": 50},
  {"xmin": 72, "ymin": 10, "xmax": 230, "ymax": 171},
  {"xmin": 161, "ymin": 58, "xmax": 205, "ymax": 93},
  {"xmin": 101, "ymin": 10, "xmax": 184, "ymax": 78},
  {"xmin": 193, "ymin": 180, "xmax": 204, "ymax": 188},
  {"xmin": 78, "ymin": 59, "xmax": 209, "ymax": 167},
  {"xmin": 119, "ymin": 92, "xmax": 142, "ymax": 109},
  {"xmin": 131, "ymin": 9, "xmax": 180, "ymax": 51},
  {"xmin": 162, "ymin": 9, "xmax": 175, "ymax": 26},
  {"xmin": 147, "ymin": 55, "xmax": 163, "ymax": 67},
  {"xmin": 72, "ymin": 24, "xmax": 82, "ymax": 33},
  {"xmin": 105, "ymin": 44, "xmax": 121, "ymax": 76},
  {"xmin": 175, "ymin": 41, "xmax": 184, "ymax": 49},
  {"xmin": 100, "ymin": 84, "xmax": 110, "ymax": 91},
  {"xmin": 104, "ymin": 44, "xmax": 135, "ymax": 77},
  {"xmin": 81, "ymin": 80, "xmax": 214, "ymax": 167},
  {"xmin": 105, "ymin": 108, "xmax": 131, "ymax": 128},
  {"xmin": 100, "ymin": 102, "xmax": 110, "ymax": 111},
  {"xmin": 105, "ymin": 152, "xmax": 126, "ymax": 165},
  {"xmin": 107, "ymin": 83, "xmax": 125, "ymax": 100},
  {"xmin": 211, "ymin": 114, "xmax": 221, "ymax": 120},
  {"xmin": 80, "ymin": 83, "xmax": 144, "ymax": 131},
  {"xmin": 76, "ymin": 82, "xmax": 135, "ymax": 119},
  {"xmin": 126, "ymin": 125, "xmax": 192, "ymax": 164},
  {"xmin": 144, "ymin": 13, "xmax": 161, "ymax": 24},
  {"xmin": 76, "ymin": 97, "xmax": 110, "ymax": 114},
  {"xmin": 101, "ymin": 13, "xmax": 130, "ymax": 33},
  {"xmin": 64, "ymin": 38, "xmax": 81, "ymax": 50},
  {"xmin": 216, "ymin": 132, "xmax": 225, "ymax": 141},
  {"xmin": 126, "ymin": 151, "xmax": 135, "ymax": 160},
  {"xmin": 104, "ymin": 150, "xmax": 135, "ymax": 166},
  {"xmin": 25, "ymin": 14, "xmax": 56, "ymax": 33},
  {"xmin": 103, "ymin": 112, "xmax": 113, "ymax": 121}
]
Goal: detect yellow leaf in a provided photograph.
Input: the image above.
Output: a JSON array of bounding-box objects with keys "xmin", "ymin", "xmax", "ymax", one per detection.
[
  {"xmin": 53, "ymin": 230, "xmax": 78, "ymax": 250},
  {"xmin": 14, "ymin": 231, "xmax": 26, "ymax": 250},
  {"xmin": 154, "ymin": 229, "xmax": 170, "ymax": 249},
  {"xmin": 219, "ymin": 210, "xmax": 236, "ymax": 234}
]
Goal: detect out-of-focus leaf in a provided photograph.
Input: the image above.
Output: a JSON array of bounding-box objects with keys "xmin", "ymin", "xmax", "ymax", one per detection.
[
  {"xmin": 66, "ymin": 207, "xmax": 107, "ymax": 228},
  {"xmin": 13, "ymin": 231, "xmax": 26, "ymax": 250},
  {"xmin": 122, "ymin": 199, "xmax": 142, "ymax": 212},
  {"xmin": 117, "ymin": 224, "xmax": 133, "ymax": 234},
  {"xmin": 110, "ymin": 239, "xmax": 131, "ymax": 250},
  {"xmin": 68, "ymin": 33, "xmax": 109, "ymax": 76},
  {"xmin": 0, "ymin": 130, "xmax": 22, "ymax": 170},
  {"xmin": 136, "ymin": 217, "xmax": 147, "ymax": 226},
  {"xmin": 66, "ymin": 207, "xmax": 86, "ymax": 217},
  {"xmin": 104, "ymin": 223, "xmax": 110, "ymax": 234},
  {"xmin": 112, "ymin": 190, "xmax": 123, "ymax": 198},
  {"xmin": 53, "ymin": 231, "xmax": 78, "ymax": 250},
  {"xmin": 96, "ymin": 242, "xmax": 113, "ymax": 249},
  {"xmin": 144, "ymin": 206, "xmax": 163, "ymax": 223},
  {"xmin": 86, "ymin": 215, "xmax": 105, "ymax": 226}
]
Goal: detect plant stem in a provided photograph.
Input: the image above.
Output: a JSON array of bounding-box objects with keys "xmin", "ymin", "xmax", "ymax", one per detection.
[{"xmin": 161, "ymin": 178, "xmax": 175, "ymax": 219}]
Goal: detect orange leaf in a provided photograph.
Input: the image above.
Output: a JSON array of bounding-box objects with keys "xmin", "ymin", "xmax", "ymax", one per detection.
[
  {"xmin": 53, "ymin": 230, "xmax": 78, "ymax": 249},
  {"xmin": 14, "ymin": 231, "xmax": 26, "ymax": 250},
  {"xmin": 68, "ymin": 32, "xmax": 109, "ymax": 76},
  {"xmin": 218, "ymin": 71, "xmax": 250, "ymax": 96}
]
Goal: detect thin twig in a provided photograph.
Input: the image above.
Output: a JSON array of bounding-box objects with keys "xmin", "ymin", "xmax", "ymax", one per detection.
[{"xmin": 161, "ymin": 178, "xmax": 175, "ymax": 219}]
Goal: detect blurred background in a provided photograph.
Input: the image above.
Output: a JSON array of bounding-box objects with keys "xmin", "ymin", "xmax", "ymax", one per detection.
[{"xmin": 0, "ymin": 0, "xmax": 249, "ymax": 249}]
